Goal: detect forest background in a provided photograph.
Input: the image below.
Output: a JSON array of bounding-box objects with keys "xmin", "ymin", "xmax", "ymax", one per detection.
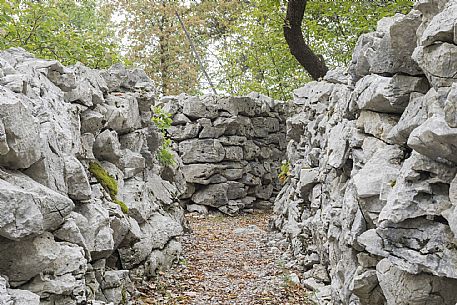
[{"xmin": 0, "ymin": 0, "xmax": 413, "ymax": 100}]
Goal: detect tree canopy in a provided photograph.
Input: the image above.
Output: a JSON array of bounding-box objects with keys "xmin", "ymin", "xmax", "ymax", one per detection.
[
  {"xmin": 0, "ymin": 0, "xmax": 121, "ymax": 68},
  {"xmin": 0, "ymin": 0, "xmax": 414, "ymax": 99}
]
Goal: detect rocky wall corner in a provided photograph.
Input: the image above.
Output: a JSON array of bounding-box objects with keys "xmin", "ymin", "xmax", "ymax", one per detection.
[
  {"xmin": 0, "ymin": 48, "xmax": 185, "ymax": 305},
  {"xmin": 158, "ymin": 93, "xmax": 289, "ymax": 215},
  {"xmin": 272, "ymin": 0, "xmax": 457, "ymax": 304}
]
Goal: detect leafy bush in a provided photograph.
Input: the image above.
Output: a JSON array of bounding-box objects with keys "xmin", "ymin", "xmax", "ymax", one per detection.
[
  {"xmin": 151, "ymin": 106, "xmax": 176, "ymax": 167},
  {"xmin": 278, "ymin": 161, "xmax": 291, "ymax": 185}
]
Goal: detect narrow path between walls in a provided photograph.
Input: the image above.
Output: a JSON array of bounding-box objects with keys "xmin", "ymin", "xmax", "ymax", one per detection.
[{"xmin": 135, "ymin": 212, "xmax": 312, "ymax": 305}]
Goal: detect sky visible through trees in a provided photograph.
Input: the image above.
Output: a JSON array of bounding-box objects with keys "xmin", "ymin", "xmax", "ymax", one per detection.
[{"xmin": 0, "ymin": 0, "xmax": 414, "ymax": 100}]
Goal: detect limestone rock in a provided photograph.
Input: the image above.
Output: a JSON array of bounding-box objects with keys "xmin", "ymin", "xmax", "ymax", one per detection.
[
  {"xmin": 377, "ymin": 258, "xmax": 457, "ymax": 305},
  {"xmin": 356, "ymin": 111, "xmax": 399, "ymax": 143},
  {"xmin": 0, "ymin": 87, "xmax": 41, "ymax": 169},
  {"xmin": 64, "ymin": 155, "xmax": 91, "ymax": 200},
  {"xmin": 349, "ymin": 11, "xmax": 423, "ymax": 79},
  {"xmin": 408, "ymin": 116, "xmax": 457, "ymax": 163},
  {"xmin": 179, "ymin": 139, "xmax": 225, "ymax": 164},
  {"xmin": 192, "ymin": 183, "xmax": 229, "ymax": 208},
  {"xmin": 74, "ymin": 202, "xmax": 114, "ymax": 260},
  {"xmin": 0, "ymin": 232, "xmax": 60, "ymax": 283},
  {"xmin": 413, "ymin": 43, "xmax": 457, "ymax": 88},
  {"xmin": 420, "ymin": 3, "xmax": 457, "ymax": 47},
  {"xmin": 93, "ymin": 130, "xmax": 122, "ymax": 163},
  {"xmin": 353, "ymin": 74, "xmax": 428, "ymax": 114},
  {"xmin": 353, "ymin": 145, "xmax": 402, "ymax": 198},
  {"xmin": 104, "ymin": 93, "xmax": 141, "ymax": 134},
  {"xmin": 0, "ymin": 169, "xmax": 74, "ymax": 240}
]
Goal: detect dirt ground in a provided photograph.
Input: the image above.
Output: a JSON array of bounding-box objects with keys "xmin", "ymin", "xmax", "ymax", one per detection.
[{"xmin": 136, "ymin": 211, "xmax": 312, "ymax": 305}]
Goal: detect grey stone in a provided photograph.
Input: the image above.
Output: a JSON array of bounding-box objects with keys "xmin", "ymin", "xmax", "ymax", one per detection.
[
  {"xmin": 408, "ymin": 116, "xmax": 457, "ymax": 163},
  {"xmin": 353, "ymin": 145, "xmax": 402, "ymax": 198},
  {"xmin": 168, "ymin": 123, "xmax": 200, "ymax": 141},
  {"xmin": 80, "ymin": 109, "xmax": 105, "ymax": 134},
  {"xmin": 186, "ymin": 204, "xmax": 209, "ymax": 214},
  {"xmin": 0, "ymin": 169, "xmax": 74, "ymax": 240},
  {"xmin": 64, "ymin": 63, "xmax": 106, "ymax": 106},
  {"xmin": 0, "ymin": 87, "xmax": 41, "ymax": 169},
  {"xmin": 412, "ymin": 43, "xmax": 457, "ymax": 88},
  {"xmin": 192, "ymin": 183, "xmax": 229, "ymax": 208},
  {"xmin": 118, "ymin": 213, "xmax": 182, "ymax": 269},
  {"xmin": 104, "ymin": 93, "xmax": 141, "ymax": 134},
  {"xmin": 182, "ymin": 96, "xmax": 218, "ymax": 119},
  {"xmin": 224, "ymin": 146, "xmax": 243, "ymax": 161},
  {"xmin": 353, "ymin": 74, "xmax": 429, "ymax": 114},
  {"xmin": 380, "ymin": 152, "xmax": 455, "ymax": 225},
  {"xmin": 349, "ymin": 11, "xmax": 423, "ymax": 79},
  {"xmin": 386, "ymin": 92, "xmax": 428, "ymax": 144},
  {"xmin": 179, "ymin": 139, "xmax": 225, "ymax": 164},
  {"xmin": 144, "ymin": 239, "xmax": 182, "ymax": 277},
  {"xmin": 64, "ymin": 155, "xmax": 91, "ymax": 200},
  {"xmin": 0, "ymin": 118, "xmax": 8, "ymax": 155},
  {"xmin": 356, "ymin": 111, "xmax": 399, "ymax": 142},
  {"xmin": 8, "ymin": 289, "xmax": 40, "ymax": 305},
  {"xmin": 377, "ymin": 258, "xmax": 457, "ymax": 305},
  {"xmin": 293, "ymin": 81, "xmax": 335, "ymax": 105},
  {"xmin": 0, "ymin": 232, "xmax": 60, "ymax": 283},
  {"xmin": 74, "ymin": 202, "xmax": 114, "ymax": 260},
  {"xmin": 445, "ymin": 83, "xmax": 457, "ymax": 128},
  {"xmin": 21, "ymin": 243, "xmax": 86, "ymax": 300},
  {"xmin": 420, "ymin": 4, "xmax": 457, "ymax": 46},
  {"xmin": 93, "ymin": 130, "xmax": 122, "ymax": 163}
]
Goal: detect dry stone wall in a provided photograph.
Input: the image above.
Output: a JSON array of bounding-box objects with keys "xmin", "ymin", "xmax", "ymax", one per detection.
[
  {"xmin": 0, "ymin": 48, "xmax": 185, "ymax": 305},
  {"xmin": 273, "ymin": 0, "xmax": 457, "ymax": 304},
  {"xmin": 159, "ymin": 94, "xmax": 288, "ymax": 215}
]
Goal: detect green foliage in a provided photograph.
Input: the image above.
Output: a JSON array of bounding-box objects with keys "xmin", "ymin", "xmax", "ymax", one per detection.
[
  {"xmin": 157, "ymin": 138, "xmax": 176, "ymax": 167},
  {"xmin": 304, "ymin": 0, "xmax": 414, "ymax": 66},
  {"xmin": 0, "ymin": 0, "xmax": 121, "ymax": 68},
  {"xmin": 214, "ymin": 0, "xmax": 414, "ymax": 100},
  {"xmin": 88, "ymin": 162, "xmax": 129, "ymax": 214},
  {"xmin": 151, "ymin": 106, "xmax": 173, "ymax": 131},
  {"xmin": 278, "ymin": 160, "xmax": 291, "ymax": 185},
  {"xmin": 214, "ymin": 0, "xmax": 311, "ymax": 100},
  {"xmin": 151, "ymin": 106, "xmax": 176, "ymax": 167}
]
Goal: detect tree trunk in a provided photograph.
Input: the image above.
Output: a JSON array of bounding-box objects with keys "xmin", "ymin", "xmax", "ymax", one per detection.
[{"xmin": 283, "ymin": 0, "xmax": 328, "ymax": 80}]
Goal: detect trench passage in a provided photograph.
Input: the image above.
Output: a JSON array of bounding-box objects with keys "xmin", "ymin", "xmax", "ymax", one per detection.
[{"xmin": 136, "ymin": 211, "xmax": 312, "ymax": 304}]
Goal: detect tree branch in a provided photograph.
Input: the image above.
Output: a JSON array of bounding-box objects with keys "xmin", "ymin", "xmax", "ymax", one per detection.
[{"xmin": 283, "ymin": 0, "xmax": 328, "ymax": 80}]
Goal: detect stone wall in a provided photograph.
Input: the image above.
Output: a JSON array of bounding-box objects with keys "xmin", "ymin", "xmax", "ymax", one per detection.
[
  {"xmin": 0, "ymin": 48, "xmax": 185, "ymax": 304},
  {"xmin": 159, "ymin": 93, "xmax": 288, "ymax": 215},
  {"xmin": 272, "ymin": 0, "xmax": 457, "ymax": 304}
]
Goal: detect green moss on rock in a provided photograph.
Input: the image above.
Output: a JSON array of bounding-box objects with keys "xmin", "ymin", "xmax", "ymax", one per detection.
[
  {"xmin": 88, "ymin": 161, "xmax": 129, "ymax": 215},
  {"xmin": 114, "ymin": 199, "xmax": 129, "ymax": 214},
  {"xmin": 88, "ymin": 161, "xmax": 118, "ymax": 198}
]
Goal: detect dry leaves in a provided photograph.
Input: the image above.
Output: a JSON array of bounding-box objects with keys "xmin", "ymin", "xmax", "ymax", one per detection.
[{"xmin": 135, "ymin": 211, "xmax": 313, "ymax": 305}]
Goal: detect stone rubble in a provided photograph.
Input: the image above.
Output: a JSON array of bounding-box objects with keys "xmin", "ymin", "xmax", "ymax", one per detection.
[
  {"xmin": 272, "ymin": 0, "xmax": 457, "ymax": 304},
  {"xmin": 0, "ymin": 48, "xmax": 185, "ymax": 304}
]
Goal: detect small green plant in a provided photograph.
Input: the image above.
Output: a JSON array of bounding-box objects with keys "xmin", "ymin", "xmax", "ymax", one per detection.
[
  {"xmin": 278, "ymin": 160, "xmax": 291, "ymax": 185},
  {"xmin": 152, "ymin": 106, "xmax": 173, "ymax": 130},
  {"xmin": 88, "ymin": 162, "xmax": 129, "ymax": 214},
  {"xmin": 151, "ymin": 106, "xmax": 176, "ymax": 167},
  {"xmin": 121, "ymin": 287, "xmax": 128, "ymax": 304},
  {"xmin": 157, "ymin": 138, "xmax": 176, "ymax": 167},
  {"xmin": 388, "ymin": 179, "xmax": 397, "ymax": 188}
]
